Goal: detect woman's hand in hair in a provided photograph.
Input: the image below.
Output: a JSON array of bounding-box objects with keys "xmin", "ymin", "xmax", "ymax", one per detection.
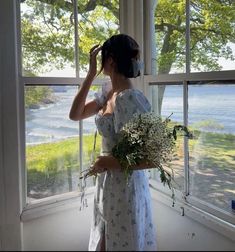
[{"xmin": 88, "ymin": 44, "xmax": 102, "ymax": 79}]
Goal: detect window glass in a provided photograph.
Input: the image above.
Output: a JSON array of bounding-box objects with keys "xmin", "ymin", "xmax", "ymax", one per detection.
[
  {"xmin": 21, "ymin": 0, "xmax": 76, "ymax": 77},
  {"xmin": 155, "ymin": 0, "xmax": 186, "ymax": 74},
  {"xmin": 188, "ymin": 84, "xmax": 235, "ymax": 213},
  {"xmin": 20, "ymin": 0, "xmax": 120, "ymax": 77},
  {"xmin": 190, "ymin": 1, "xmax": 235, "ymax": 72},
  {"xmin": 77, "ymin": 0, "xmax": 120, "ymax": 77},
  {"xmin": 25, "ymin": 85, "xmax": 101, "ymax": 202},
  {"xmin": 150, "ymin": 84, "xmax": 184, "ymax": 191}
]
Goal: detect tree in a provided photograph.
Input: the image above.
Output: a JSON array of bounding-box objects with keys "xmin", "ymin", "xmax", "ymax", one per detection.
[
  {"xmin": 156, "ymin": 0, "xmax": 235, "ymax": 74},
  {"xmin": 21, "ymin": 0, "xmax": 235, "ymax": 110},
  {"xmin": 154, "ymin": 0, "xmax": 235, "ymax": 113},
  {"xmin": 21, "ymin": 0, "xmax": 119, "ymax": 75}
]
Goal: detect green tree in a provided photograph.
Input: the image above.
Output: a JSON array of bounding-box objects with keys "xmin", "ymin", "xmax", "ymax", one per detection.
[
  {"xmin": 21, "ymin": 0, "xmax": 235, "ymax": 110},
  {"xmin": 25, "ymin": 86, "xmax": 54, "ymax": 108},
  {"xmin": 21, "ymin": 0, "xmax": 119, "ymax": 75},
  {"xmin": 154, "ymin": 0, "xmax": 235, "ymax": 113},
  {"xmin": 21, "ymin": 0, "xmax": 235, "ymax": 73},
  {"xmin": 156, "ymin": 0, "xmax": 235, "ymax": 74}
]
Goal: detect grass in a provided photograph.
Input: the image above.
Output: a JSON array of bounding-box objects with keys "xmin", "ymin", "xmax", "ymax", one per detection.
[
  {"xmin": 27, "ymin": 134, "xmax": 102, "ymax": 172},
  {"xmin": 26, "ymin": 133, "xmax": 101, "ymax": 199},
  {"xmin": 26, "ymin": 129, "xmax": 235, "ymax": 204}
]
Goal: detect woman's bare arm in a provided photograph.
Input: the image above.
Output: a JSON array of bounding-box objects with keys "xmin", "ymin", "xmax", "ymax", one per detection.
[
  {"xmin": 69, "ymin": 44, "xmax": 102, "ymax": 121},
  {"xmin": 87, "ymin": 155, "xmax": 154, "ymax": 177},
  {"xmin": 69, "ymin": 75, "xmax": 101, "ymax": 121}
]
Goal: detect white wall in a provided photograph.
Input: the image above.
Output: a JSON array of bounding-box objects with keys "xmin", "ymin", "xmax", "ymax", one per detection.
[
  {"xmin": 23, "ymin": 198, "xmax": 93, "ymax": 251},
  {"xmin": 22, "ymin": 190, "xmax": 235, "ymax": 251},
  {"xmin": 152, "ymin": 197, "xmax": 235, "ymax": 251}
]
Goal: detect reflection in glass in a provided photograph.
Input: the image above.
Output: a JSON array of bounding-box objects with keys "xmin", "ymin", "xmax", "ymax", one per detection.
[
  {"xmin": 188, "ymin": 84, "xmax": 235, "ymax": 213},
  {"xmin": 150, "ymin": 85, "xmax": 184, "ymax": 191},
  {"xmin": 155, "ymin": 0, "xmax": 186, "ymax": 74},
  {"xmin": 190, "ymin": 1, "xmax": 235, "ymax": 72},
  {"xmin": 21, "ymin": 0, "xmax": 76, "ymax": 77}
]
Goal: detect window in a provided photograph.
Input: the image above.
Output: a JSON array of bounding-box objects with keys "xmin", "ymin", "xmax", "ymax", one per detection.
[
  {"xmin": 188, "ymin": 83, "xmax": 235, "ymax": 213},
  {"xmin": 155, "ymin": 0, "xmax": 186, "ymax": 74},
  {"xmin": 20, "ymin": 0, "xmax": 119, "ymax": 204},
  {"xmin": 190, "ymin": 1, "xmax": 235, "ymax": 72},
  {"xmin": 155, "ymin": 0, "xmax": 235, "ymax": 74},
  {"xmin": 149, "ymin": 84, "xmax": 185, "ymax": 192},
  {"xmin": 149, "ymin": 0, "xmax": 235, "ymax": 224}
]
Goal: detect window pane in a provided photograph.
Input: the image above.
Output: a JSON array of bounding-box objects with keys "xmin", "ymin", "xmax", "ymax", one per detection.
[
  {"xmin": 190, "ymin": 1, "xmax": 235, "ymax": 72},
  {"xmin": 155, "ymin": 0, "xmax": 186, "ymax": 74},
  {"xmin": 21, "ymin": 0, "xmax": 76, "ymax": 77},
  {"xmin": 150, "ymin": 85, "xmax": 184, "ymax": 191},
  {"xmin": 77, "ymin": 0, "xmax": 120, "ymax": 77},
  {"xmin": 188, "ymin": 84, "xmax": 235, "ymax": 213},
  {"xmin": 26, "ymin": 85, "xmax": 80, "ymax": 202}
]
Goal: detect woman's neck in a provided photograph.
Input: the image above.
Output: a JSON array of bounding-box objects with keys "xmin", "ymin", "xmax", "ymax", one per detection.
[{"xmin": 109, "ymin": 72, "xmax": 133, "ymax": 93}]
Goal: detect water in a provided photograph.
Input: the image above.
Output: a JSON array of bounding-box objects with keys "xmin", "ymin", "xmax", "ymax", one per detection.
[
  {"xmin": 26, "ymin": 86, "xmax": 97, "ymax": 145},
  {"xmin": 26, "ymin": 85, "xmax": 235, "ymax": 145},
  {"xmin": 161, "ymin": 85, "xmax": 235, "ymax": 134}
]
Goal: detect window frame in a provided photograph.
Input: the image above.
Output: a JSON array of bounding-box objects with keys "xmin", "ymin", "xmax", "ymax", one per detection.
[
  {"xmin": 145, "ymin": 75, "xmax": 235, "ymax": 225},
  {"xmin": 146, "ymin": 0, "xmax": 235, "ymax": 225},
  {"xmin": 18, "ymin": 0, "xmax": 115, "ymax": 212},
  {"xmin": 18, "ymin": 0, "xmax": 235, "ymax": 226}
]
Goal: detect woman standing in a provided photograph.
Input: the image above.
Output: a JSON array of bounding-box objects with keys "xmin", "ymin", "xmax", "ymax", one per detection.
[{"xmin": 69, "ymin": 34, "xmax": 157, "ymax": 251}]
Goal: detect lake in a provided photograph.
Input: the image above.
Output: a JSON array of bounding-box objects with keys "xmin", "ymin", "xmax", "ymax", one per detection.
[{"xmin": 26, "ymin": 84, "xmax": 235, "ymax": 145}]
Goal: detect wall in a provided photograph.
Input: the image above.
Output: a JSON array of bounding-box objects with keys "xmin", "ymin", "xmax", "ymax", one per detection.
[
  {"xmin": 23, "ymin": 197, "xmax": 93, "ymax": 251},
  {"xmin": 22, "ymin": 190, "xmax": 235, "ymax": 251},
  {"xmin": 152, "ymin": 195, "xmax": 235, "ymax": 251}
]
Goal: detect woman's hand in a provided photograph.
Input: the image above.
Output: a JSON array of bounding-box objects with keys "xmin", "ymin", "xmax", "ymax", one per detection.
[
  {"xmin": 88, "ymin": 44, "xmax": 102, "ymax": 79},
  {"xmin": 86, "ymin": 155, "xmax": 122, "ymax": 177}
]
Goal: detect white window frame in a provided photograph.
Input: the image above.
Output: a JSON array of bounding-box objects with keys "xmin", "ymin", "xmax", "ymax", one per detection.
[
  {"xmin": 11, "ymin": 0, "xmax": 235, "ymax": 229},
  {"xmin": 146, "ymin": 0, "xmax": 235, "ymax": 226},
  {"xmin": 18, "ymin": 0, "xmax": 114, "ymax": 217}
]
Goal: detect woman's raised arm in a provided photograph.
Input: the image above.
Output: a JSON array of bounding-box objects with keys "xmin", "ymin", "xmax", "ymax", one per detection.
[
  {"xmin": 69, "ymin": 75, "xmax": 100, "ymax": 121},
  {"xmin": 69, "ymin": 44, "xmax": 102, "ymax": 121}
]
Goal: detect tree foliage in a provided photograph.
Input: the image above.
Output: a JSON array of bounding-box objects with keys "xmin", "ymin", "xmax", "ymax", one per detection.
[
  {"xmin": 21, "ymin": 0, "xmax": 119, "ymax": 75},
  {"xmin": 21, "ymin": 0, "xmax": 235, "ymax": 107},
  {"xmin": 21, "ymin": 0, "xmax": 235, "ymax": 75},
  {"xmin": 25, "ymin": 86, "xmax": 54, "ymax": 108},
  {"xmin": 155, "ymin": 0, "xmax": 235, "ymax": 73}
]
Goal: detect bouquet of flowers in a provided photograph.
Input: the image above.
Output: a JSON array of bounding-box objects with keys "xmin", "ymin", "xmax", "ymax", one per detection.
[
  {"xmin": 111, "ymin": 112, "xmax": 193, "ymax": 203},
  {"xmin": 80, "ymin": 112, "xmax": 192, "ymax": 205}
]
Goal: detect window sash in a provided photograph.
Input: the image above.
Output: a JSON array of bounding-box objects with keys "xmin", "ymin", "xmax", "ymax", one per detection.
[
  {"xmin": 145, "ymin": 76, "xmax": 235, "ymax": 225},
  {"xmin": 18, "ymin": 0, "xmax": 235, "ymax": 227}
]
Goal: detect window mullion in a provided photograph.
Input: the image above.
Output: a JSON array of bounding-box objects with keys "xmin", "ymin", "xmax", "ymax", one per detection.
[
  {"xmin": 79, "ymin": 119, "xmax": 83, "ymax": 191},
  {"xmin": 74, "ymin": 0, "xmax": 79, "ymax": 78},
  {"xmin": 183, "ymin": 80, "xmax": 189, "ymax": 196},
  {"xmin": 186, "ymin": 0, "xmax": 191, "ymax": 74}
]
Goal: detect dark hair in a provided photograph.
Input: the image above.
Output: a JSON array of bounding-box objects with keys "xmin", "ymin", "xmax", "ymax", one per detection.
[{"xmin": 99, "ymin": 34, "xmax": 140, "ymax": 78}]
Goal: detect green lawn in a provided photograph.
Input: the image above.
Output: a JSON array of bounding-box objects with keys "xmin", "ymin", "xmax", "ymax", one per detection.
[{"xmin": 26, "ymin": 130, "xmax": 235, "ymax": 205}]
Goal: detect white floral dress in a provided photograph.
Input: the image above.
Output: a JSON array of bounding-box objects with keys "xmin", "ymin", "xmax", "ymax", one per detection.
[{"xmin": 88, "ymin": 82, "xmax": 157, "ymax": 251}]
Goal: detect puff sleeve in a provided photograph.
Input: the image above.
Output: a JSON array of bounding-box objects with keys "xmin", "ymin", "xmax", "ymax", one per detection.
[
  {"xmin": 113, "ymin": 89, "xmax": 151, "ymax": 133},
  {"xmin": 94, "ymin": 81, "xmax": 112, "ymax": 107}
]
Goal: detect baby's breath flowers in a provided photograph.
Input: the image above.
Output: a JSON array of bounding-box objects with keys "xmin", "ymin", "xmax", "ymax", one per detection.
[
  {"xmin": 112, "ymin": 112, "xmax": 193, "ymax": 204},
  {"xmin": 80, "ymin": 112, "xmax": 193, "ymax": 205}
]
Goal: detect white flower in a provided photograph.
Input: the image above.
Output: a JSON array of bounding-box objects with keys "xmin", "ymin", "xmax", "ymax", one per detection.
[{"xmin": 112, "ymin": 112, "xmax": 192, "ymax": 205}]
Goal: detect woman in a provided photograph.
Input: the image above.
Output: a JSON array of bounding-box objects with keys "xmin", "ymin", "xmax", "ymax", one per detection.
[{"xmin": 69, "ymin": 34, "xmax": 157, "ymax": 251}]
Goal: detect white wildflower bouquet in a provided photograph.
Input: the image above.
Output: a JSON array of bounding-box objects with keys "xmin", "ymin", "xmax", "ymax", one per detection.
[
  {"xmin": 111, "ymin": 112, "xmax": 193, "ymax": 202},
  {"xmin": 80, "ymin": 112, "xmax": 192, "ymax": 206}
]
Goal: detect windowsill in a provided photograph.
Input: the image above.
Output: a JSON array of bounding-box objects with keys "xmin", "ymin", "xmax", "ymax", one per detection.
[
  {"xmin": 21, "ymin": 180, "xmax": 235, "ymax": 243},
  {"xmin": 21, "ymin": 187, "xmax": 95, "ymax": 222},
  {"xmin": 149, "ymin": 180, "xmax": 235, "ymax": 243}
]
